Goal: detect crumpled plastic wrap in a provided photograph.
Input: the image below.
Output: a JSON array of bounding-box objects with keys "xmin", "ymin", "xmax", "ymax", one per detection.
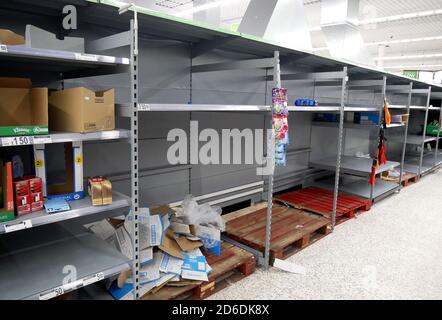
[{"xmin": 174, "ymin": 195, "xmax": 225, "ymax": 231}]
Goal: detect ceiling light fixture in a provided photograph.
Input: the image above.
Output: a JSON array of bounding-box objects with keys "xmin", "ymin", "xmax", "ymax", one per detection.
[
  {"xmin": 374, "ymin": 53, "xmax": 442, "ymax": 61},
  {"xmin": 309, "ymin": 9, "xmax": 442, "ymax": 32},
  {"xmin": 366, "ymin": 36, "xmax": 442, "ymax": 46},
  {"xmin": 384, "ymin": 64, "xmax": 442, "ymax": 69},
  {"xmin": 174, "ymin": 0, "xmax": 234, "ymax": 17}
]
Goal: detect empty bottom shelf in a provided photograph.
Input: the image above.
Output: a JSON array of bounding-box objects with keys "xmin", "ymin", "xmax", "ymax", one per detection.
[{"xmin": 0, "ymin": 222, "xmax": 131, "ymax": 300}]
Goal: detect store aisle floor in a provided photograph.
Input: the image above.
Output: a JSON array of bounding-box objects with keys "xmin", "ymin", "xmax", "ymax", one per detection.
[{"xmin": 210, "ymin": 169, "xmax": 442, "ymax": 300}]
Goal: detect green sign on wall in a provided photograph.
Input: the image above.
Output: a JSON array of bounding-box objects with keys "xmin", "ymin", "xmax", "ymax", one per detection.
[{"xmin": 403, "ymin": 70, "xmax": 419, "ymax": 79}]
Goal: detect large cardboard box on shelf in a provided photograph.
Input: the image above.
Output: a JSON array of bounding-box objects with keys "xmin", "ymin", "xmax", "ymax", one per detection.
[
  {"xmin": 33, "ymin": 141, "xmax": 84, "ymax": 201},
  {"xmin": 49, "ymin": 87, "xmax": 115, "ymax": 133},
  {"xmin": 0, "ymin": 161, "xmax": 14, "ymax": 223},
  {"xmin": 0, "ymin": 29, "xmax": 25, "ymax": 45},
  {"xmin": 0, "ymin": 78, "xmax": 49, "ymax": 137}
]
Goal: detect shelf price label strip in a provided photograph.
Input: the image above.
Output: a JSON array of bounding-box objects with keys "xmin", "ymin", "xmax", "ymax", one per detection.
[
  {"xmin": 4, "ymin": 220, "xmax": 33, "ymax": 233},
  {"xmin": 38, "ymin": 272, "xmax": 104, "ymax": 300},
  {"xmin": 1, "ymin": 136, "xmax": 52, "ymax": 146}
]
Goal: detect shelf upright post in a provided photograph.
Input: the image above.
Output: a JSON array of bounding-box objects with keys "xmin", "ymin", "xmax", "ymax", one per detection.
[
  {"xmin": 370, "ymin": 76, "xmax": 387, "ymax": 201},
  {"xmin": 263, "ymin": 50, "xmax": 280, "ymax": 269},
  {"xmin": 331, "ymin": 66, "xmax": 348, "ymax": 231},
  {"xmin": 436, "ymin": 99, "xmax": 442, "ymax": 167},
  {"xmin": 399, "ymin": 82, "xmax": 413, "ymax": 188},
  {"xmin": 129, "ymin": 16, "xmax": 141, "ymax": 300},
  {"xmin": 370, "ymin": 76, "xmax": 387, "ymax": 200},
  {"xmin": 418, "ymin": 86, "xmax": 432, "ymax": 176}
]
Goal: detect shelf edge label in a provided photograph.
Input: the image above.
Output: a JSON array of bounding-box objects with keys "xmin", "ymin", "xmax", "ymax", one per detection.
[
  {"xmin": 75, "ymin": 53, "xmax": 99, "ymax": 62},
  {"xmin": 33, "ymin": 136, "xmax": 52, "ymax": 144},
  {"xmin": 82, "ymin": 272, "xmax": 105, "ymax": 287},
  {"xmin": 4, "ymin": 220, "xmax": 33, "ymax": 233},
  {"xmin": 39, "ymin": 286, "xmax": 64, "ymax": 300},
  {"xmin": 1, "ymin": 136, "xmax": 34, "ymax": 146},
  {"xmin": 0, "ymin": 45, "xmax": 7, "ymax": 53},
  {"xmin": 138, "ymin": 103, "xmax": 150, "ymax": 111}
]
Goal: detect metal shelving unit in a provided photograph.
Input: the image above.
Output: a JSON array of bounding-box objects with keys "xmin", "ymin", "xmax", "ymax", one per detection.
[
  {"xmin": 305, "ymin": 78, "xmax": 411, "ymax": 206},
  {"xmin": 0, "ymin": 130, "xmax": 131, "ymax": 147},
  {"xmin": 0, "ymin": 6, "xmax": 139, "ymax": 300},
  {"xmin": 2, "ymin": 0, "xmax": 442, "ymax": 301},
  {"xmin": 135, "ymin": 52, "xmax": 282, "ymax": 270},
  {"xmin": 386, "ymin": 88, "xmax": 441, "ymax": 177}
]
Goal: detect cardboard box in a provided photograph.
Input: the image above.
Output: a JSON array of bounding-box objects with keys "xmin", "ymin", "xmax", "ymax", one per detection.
[
  {"xmin": 34, "ymin": 142, "xmax": 84, "ymax": 201},
  {"xmin": 28, "ymin": 177, "xmax": 43, "ymax": 211},
  {"xmin": 49, "ymin": 87, "xmax": 115, "ymax": 133},
  {"xmin": 14, "ymin": 180, "xmax": 31, "ymax": 216},
  {"xmin": 0, "ymin": 161, "xmax": 14, "ymax": 222},
  {"xmin": 0, "ymin": 29, "xmax": 25, "ymax": 45},
  {"xmin": 88, "ymin": 177, "xmax": 112, "ymax": 206},
  {"xmin": 391, "ymin": 114, "xmax": 409, "ymax": 124},
  {"xmin": 0, "ymin": 78, "xmax": 49, "ymax": 137}
]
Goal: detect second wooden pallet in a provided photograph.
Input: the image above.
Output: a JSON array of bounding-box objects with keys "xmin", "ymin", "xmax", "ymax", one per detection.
[{"xmin": 225, "ymin": 204, "xmax": 330, "ymax": 263}]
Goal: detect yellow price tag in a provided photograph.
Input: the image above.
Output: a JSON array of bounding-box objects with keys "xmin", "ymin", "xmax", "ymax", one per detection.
[
  {"xmin": 35, "ymin": 159, "xmax": 44, "ymax": 168},
  {"xmin": 75, "ymin": 156, "xmax": 83, "ymax": 164}
]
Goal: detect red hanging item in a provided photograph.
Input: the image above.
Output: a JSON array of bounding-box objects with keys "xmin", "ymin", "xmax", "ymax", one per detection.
[
  {"xmin": 369, "ymin": 165, "xmax": 377, "ymax": 186},
  {"xmin": 380, "ymin": 143, "xmax": 387, "ymax": 165}
]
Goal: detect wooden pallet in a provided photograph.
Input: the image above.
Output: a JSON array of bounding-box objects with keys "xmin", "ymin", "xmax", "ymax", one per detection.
[
  {"xmin": 142, "ymin": 242, "xmax": 255, "ymax": 300},
  {"xmin": 225, "ymin": 204, "xmax": 330, "ymax": 263},
  {"xmin": 274, "ymin": 187, "xmax": 371, "ymax": 225},
  {"xmin": 381, "ymin": 172, "xmax": 418, "ymax": 187}
]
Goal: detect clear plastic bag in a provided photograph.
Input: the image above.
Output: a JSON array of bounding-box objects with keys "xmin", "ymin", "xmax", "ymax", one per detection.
[{"xmin": 175, "ymin": 195, "xmax": 225, "ymax": 231}]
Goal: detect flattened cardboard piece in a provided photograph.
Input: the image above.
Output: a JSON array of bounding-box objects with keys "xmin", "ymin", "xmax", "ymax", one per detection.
[
  {"xmin": 117, "ymin": 270, "xmax": 131, "ymax": 289},
  {"xmin": 144, "ymin": 214, "xmax": 163, "ymax": 248},
  {"xmin": 140, "ymin": 247, "xmax": 153, "ymax": 265},
  {"xmin": 159, "ymin": 253, "xmax": 184, "ymax": 276},
  {"xmin": 181, "ymin": 249, "xmax": 208, "ymax": 282},
  {"xmin": 176, "ymin": 236, "xmax": 203, "ymax": 252},
  {"xmin": 140, "ymin": 252, "xmax": 162, "ymax": 284},
  {"xmin": 0, "ymin": 29, "xmax": 25, "ymax": 45},
  {"xmin": 171, "ymin": 222, "xmax": 191, "ymax": 235},
  {"xmin": 159, "ymin": 230, "xmax": 183, "ymax": 259},
  {"xmin": 151, "ymin": 205, "xmax": 176, "ymax": 217}
]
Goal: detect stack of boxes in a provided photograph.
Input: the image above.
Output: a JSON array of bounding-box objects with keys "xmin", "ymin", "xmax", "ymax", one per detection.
[
  {"xmin": 88, "ymin": 177, "xmax": 112, "ymax": 206},
  {"xmin": 13, "ymin": 176, "xmax": 43, "ymax": 216}
]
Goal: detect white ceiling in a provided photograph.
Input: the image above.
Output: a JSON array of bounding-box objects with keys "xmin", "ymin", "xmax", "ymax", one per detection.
[{"xmin": 130, "ymin": 0, "xmax": 442, "ymax": 72}]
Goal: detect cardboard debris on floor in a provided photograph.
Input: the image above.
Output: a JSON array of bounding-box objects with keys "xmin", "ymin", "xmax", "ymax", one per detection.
[{"xmin": 86, "ymin": 197, "xmax": 225, "ymax": 300}]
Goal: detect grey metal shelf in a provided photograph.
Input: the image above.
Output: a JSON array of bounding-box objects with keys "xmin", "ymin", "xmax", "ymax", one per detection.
[
  {"xmin": 137, "ymin": 103, "xmax": 271, "ymax": 112},
  {"xmin": 310, "ymin": 156, "xmax": 400, "ymax": 177},
  {"xmin": 0, "ymin": 44, "xmax": 130, "ymax": 78},
  {"xmin": 312, "ymin": 121, "xmax": 405, "ymax": 130},
  {"xmin": 389, "ymin": 135, "xmax": 438, "ymax": 145},
  {"xmin": 0, "ymin": 222, "xmax": 131, "ymax": 300},
  {"xmin": 288, "ymin": 106, "xmax": 340, "ymax": 112},
  {"xmin": 403, "ymin": 152, "xmax": 442, "ymax": 175},
  {"xmin": 133, "ymin": 104, "xmax": 382, "ymax": 113},
  {"xmin": 0, "ymin": 45, "xmax": 130, "ymax": 66},
  {"xmin": 389, "ymin": 105, "xmax": 440, "ymax": 111},
  {"xmin": 0, "ymin": 129, "xmax": 130, "ymax": 147},
  {"xmin": 287, "ymin": 106, "xmax": 379, "ymax": 113},
  {"xmin": 314, "ymin": 177, "xmax": 399, "ymax": 200},
  {"xmin": 0, "ymin": 191, "xmax": 130, "ymax": 234}
]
